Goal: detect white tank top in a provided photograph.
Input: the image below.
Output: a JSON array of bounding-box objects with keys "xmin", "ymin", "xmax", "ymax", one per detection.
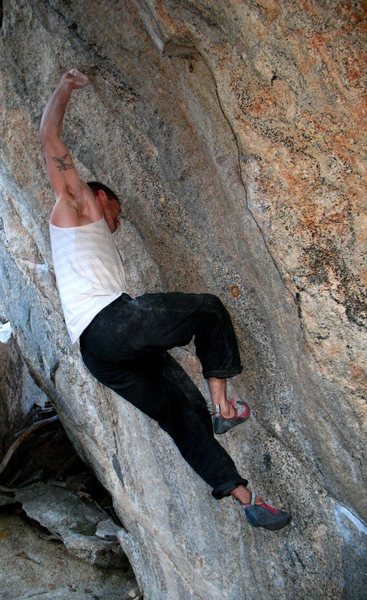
[{"xmin": 49, "ymin": 218, "xmax": 126, "ymax": 344}]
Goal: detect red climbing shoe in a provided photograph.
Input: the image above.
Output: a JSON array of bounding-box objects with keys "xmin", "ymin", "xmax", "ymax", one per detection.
[
  {"xmin": 212, "ymin": 398, "xmax": 250, "ymax": 435},
  {"xmin": 234, "ymin": 492, "xmax": 292, "ymax": 531}
]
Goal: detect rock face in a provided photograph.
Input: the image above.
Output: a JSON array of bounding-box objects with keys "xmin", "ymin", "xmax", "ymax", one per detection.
[
  {"xmin": 0, "ymin": 321, "xmax": 48, "ymax": 459},
  {"xmin": 0, "ymin": 1, "xmax": 366, "ymax": 598},
  {"xmin": 15, "ymin": 482, "xmax": 128, "ymax": 568},
  {"xmin": 0, "ymin": 513, "xmax": 140, "ymax": 600}
]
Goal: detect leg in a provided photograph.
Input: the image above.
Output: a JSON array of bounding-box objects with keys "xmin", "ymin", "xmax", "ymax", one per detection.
[
  {"xmin": 80, "ymin": 345, "xmax": 248, "ymax": 498},
  {"xmin": 80, "ymin": 298, "xmax": 292, "ymax": 530},
  {"xmin": 207, "ymin": 377, "xmax": 236, "ymax": 418},
  {"xmin": 81, "ymin": 292, "xmax": 242, "ymax": 414}
]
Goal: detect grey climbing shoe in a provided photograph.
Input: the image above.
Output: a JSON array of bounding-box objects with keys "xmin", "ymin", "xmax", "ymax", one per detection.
[
  {"xmin": 234, "ymin": 492, "xmax": 292, "ymax": 531},
  {"xmin": 212, "ymin": 398, "xmax": 250, "ymax": 435}
]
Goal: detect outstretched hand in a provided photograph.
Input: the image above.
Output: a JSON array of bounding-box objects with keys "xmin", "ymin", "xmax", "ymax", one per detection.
[{"xmin": 61, "ymin": 68, "xmax": 90, "ymax": 90}]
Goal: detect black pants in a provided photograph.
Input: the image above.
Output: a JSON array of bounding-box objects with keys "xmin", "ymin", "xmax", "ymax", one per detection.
[{"xmin": 80, "ymin": 292, "xmax": 248, "ymax": 499}]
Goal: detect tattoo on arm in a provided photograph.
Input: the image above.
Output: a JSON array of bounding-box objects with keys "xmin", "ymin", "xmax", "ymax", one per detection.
[{"xmin": 52, "ymin": 153, "xmax": 74, "ymax": 171}]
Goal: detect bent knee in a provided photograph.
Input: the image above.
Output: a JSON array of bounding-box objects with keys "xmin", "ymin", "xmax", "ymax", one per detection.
[{"xmin": 202, "ymin": 293, "xmax": 223, "ymax": 309}]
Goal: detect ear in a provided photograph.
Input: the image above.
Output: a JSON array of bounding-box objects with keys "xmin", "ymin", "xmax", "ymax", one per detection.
[{"xmin": 97, "ymin": 189, "xmax": 108, "ymax": 204}]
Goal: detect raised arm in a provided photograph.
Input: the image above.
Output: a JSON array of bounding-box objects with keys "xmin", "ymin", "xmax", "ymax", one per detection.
[{"xmin": 40, "ymin": 69, "xmax": 90, "ymax": 200}]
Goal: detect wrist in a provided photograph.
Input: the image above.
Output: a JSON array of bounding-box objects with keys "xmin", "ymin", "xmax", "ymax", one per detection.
[{"xmin": 58, "ymin": 79, "xmax": 74, "ymax": 94}]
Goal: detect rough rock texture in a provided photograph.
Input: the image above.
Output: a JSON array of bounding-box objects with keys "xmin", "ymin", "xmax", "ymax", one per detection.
[
  {"xmin": 0, "ymin": 513, "xmax": 140, "ymax": 600},
  {"xmin": 0, "ymin": 1, "xmax": 366, "ymax": 599},
  {"xmin": 0, "ymin": 321, "xmax": 48, "ymax": 459},
  {"xmin": 15, "ymin": 482, "xmax": 128, "ymax": 568}
]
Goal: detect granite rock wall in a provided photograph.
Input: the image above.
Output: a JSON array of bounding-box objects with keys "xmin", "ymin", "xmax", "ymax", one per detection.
[
  {"xmin": 0, "ymin": 1, "xmax": 366, "ymax": 598},
  {"xmin": 0, "ymin": 321, "xmax": 48, "ymax": 459}
]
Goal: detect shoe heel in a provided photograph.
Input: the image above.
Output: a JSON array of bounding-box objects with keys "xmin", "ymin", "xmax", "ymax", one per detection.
[{"xmin": 244, "ymin": 507, "xmax": 261, "ymax": 528}]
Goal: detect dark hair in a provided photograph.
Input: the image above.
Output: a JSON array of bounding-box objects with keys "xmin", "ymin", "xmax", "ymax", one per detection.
[{"xmin": 87, "ymin": 181, "xmax": 121, "ymax": 205}]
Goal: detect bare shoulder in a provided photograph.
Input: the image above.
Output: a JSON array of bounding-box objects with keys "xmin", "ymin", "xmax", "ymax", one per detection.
[
  {"xmin": 49, "ymin": 185, "xmax": 102, "ymax": 227},
  {"xmin": 49, "ymin": 193, "xmax": 80, "ymax": 227}
]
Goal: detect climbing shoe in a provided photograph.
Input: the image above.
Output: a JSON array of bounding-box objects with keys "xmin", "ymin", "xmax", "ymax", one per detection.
[
  {"xmin": 212, "ymin": 398, "xmax": 250, "ymax": 435},
  {"xmin": 234, "ymin": 492, "xmax": 292, "ymax": 531}
]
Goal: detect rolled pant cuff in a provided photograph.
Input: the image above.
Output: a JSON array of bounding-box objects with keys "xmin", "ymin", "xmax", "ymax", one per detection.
[
  {"xmin": 212, "ymin": 477, "xmax": 248, "ymax": 500},
  {"xmin": 203, "ymin": 366, "xmax": 243, "ymax": 380}
]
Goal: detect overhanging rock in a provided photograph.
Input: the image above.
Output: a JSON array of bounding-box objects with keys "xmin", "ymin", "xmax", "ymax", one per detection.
[{"xmin": 0, "ymin": 1, "xmax": 366, "ymax": 598}]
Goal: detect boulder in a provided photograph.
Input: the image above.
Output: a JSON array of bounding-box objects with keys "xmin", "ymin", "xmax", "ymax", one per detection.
[
  {"xmin": 0, "ymin": 512, "xmax": 140, "ymax": 600},
  {"xmin": 0, "ymin": 1, "xmax": 366, "ymax": 598},
  {"xmin": 15, "ymin": 482, "xmax": 128, "ymax": 568}
]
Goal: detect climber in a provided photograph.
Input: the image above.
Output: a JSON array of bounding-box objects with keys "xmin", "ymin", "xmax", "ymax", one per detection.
[{"xmin": 40, "ymin": 68, "xmax": 291, "ymax": 531}]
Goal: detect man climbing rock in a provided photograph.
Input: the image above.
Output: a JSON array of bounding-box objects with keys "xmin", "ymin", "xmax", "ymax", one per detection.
[{"xmin": 40, "ymin": 68, "xmax": 291, "ymax": 531}]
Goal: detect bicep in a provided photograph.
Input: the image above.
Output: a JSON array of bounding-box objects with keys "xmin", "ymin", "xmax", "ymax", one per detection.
[{"xmin": 42, "ymin": 137, "xmax": 84, "ymax": 197}]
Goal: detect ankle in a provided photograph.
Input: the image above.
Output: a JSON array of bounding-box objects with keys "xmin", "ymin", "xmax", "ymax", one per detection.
[
  {"xmin": 208, "ymin": 377, "xmax": 228, "ymax": 407},
  {"xmin": 231, "ymin": 485, "xmax": 264, "ymax": 506},
  {"xmin": 215, "ymin": 399, "xmax": 235, "ymax": 416},
  {"xmin": 231, "ymin": 485, "xmax": 251, "ymax": 505}
]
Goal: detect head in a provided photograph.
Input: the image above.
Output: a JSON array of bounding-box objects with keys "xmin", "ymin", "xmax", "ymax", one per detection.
[{"xmin": 87, "ymin": 181, "xmax": 121, "ymax": 233}]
